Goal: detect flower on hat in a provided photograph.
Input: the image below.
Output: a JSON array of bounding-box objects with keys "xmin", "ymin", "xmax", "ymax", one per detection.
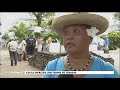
[{"xmin": 86, "ymin": 27, "xmax": 99, "ymax": 39}]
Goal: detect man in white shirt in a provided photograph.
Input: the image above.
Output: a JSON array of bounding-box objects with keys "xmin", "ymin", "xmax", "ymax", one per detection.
[
  {"xmin": 7, "ymin": 39, "xmax": 18, "ymax": 66},
  {"xmin": 98, "ymin": 36, "xmax": 105, "ymax": 50}
]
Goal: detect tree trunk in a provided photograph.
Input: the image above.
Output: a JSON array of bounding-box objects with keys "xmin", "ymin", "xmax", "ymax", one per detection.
[
  {"xmin": 33, "ymin": 12, "xmax": 43, "ymax": 27},
  {"xmin": 36, "ymin": 15, "xmax": 42, "ymax": 26},
  {"xmin": 37, "ymin": 18, "xmax": 41, "ymax": 26}
]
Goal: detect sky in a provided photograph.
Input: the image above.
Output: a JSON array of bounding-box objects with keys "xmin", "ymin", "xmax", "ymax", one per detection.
[
  {"xmin": 0, "ymin": 13, "xmax": 32, "ymax": 34},
  {"xmin": 0, "ymin": 12, "xmax": 116, "ymax": 36}
]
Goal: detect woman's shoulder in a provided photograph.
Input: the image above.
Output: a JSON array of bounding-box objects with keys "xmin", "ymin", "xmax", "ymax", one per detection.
[
  {"xmin": 94, "ymin": 56, "xmax": 112, "ymax": 63},
  {"xmin": 93, "ymin": 56, "xmax": 119, "ymax": 78},
  {"xmin": 45, "ymin": 57, "xmax": 64, "ymax": 71},
  {"xmin": 94, "ymin": 56, "xmax": 114, "ymax": 68},
  {"xmin": 42, "ymin": 57, "xmax": 64, "ymax": 78},
  {"xmin": 47, "ymin": 57, "xmax": 64, "ymax": 66}
]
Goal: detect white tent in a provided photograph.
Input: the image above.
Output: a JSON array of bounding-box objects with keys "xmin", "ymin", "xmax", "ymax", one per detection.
[{"xmin": 29, "ymin": 26, "xmax": 44, "ymax": 33}]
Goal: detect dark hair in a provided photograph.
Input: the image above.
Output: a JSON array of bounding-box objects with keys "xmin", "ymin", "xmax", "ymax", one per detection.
[
  {"xmin": 64, "ymin": 24, "xmax": 91, "ymax": 29},
  {"xmin": 23, "ymin": 38, "xmax": 26, "ymax": 40},
  {"xmin": 84, "ymin": 24, "xmax": 91, "ymax": 29},
  {"xmin": 100, "ymin": 36, "xmax": 103, "ymax": 38}
]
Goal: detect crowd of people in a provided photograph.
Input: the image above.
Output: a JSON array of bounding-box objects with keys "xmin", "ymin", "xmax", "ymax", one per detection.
[
  {"xmin": 7, "ymin": 34, "xmax": 42, "ymax": 66},
  {"xmin": 6, "ymin": 33, "xmax": 59, "ymax": 66}
]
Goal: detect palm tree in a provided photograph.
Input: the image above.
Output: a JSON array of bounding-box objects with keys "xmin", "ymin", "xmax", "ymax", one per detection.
[{"xmin": 9, "ymin": 22, "xmax": 30, "ymax": 42}]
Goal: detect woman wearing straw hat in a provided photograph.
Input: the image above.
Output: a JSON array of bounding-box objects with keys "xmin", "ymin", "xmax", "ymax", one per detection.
[{"xmin": 42, "ymin": 13, "xmax": 119, "ymax": 78}]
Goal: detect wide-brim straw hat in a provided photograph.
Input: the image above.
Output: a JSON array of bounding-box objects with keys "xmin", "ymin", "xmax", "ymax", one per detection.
[{"xmin": 52, "ymin": 13, "xmax": 109, "ymax": 35}]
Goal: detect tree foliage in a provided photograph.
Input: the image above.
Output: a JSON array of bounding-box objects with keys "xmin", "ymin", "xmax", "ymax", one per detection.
[
  {"xmin": 114, "ymin": 12, "xmax": 120, "ymax": 21},
  {"xmin": 30, "ymin": 12, "xmax": 64, "ymax": 53},
  {"xmin": 9, "ymin": 22, "xmax": 30, "ymax": 42},
  {"xmin": 30, "ymin": 12, "xmax": 55, "ymax": 38},
  {"xmin": 30, "ymin": 12, "xmax": 54, "ymax": 28},
  {"xmin": 114, "ymin": 12, "xmax": 120, "ymax": 29},
  {"xmin": 108, "ymin": 31, "xmax": 120, "ymax": 50},
  {"xmin": 1, "ymin": 33, "xmax": 10, "ymax": 41}
]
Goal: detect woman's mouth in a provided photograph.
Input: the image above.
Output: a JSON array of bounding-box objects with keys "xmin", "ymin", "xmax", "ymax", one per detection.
[{"xmin": 66, "ymin": 43, "xmax": 74, "ymax": 47}]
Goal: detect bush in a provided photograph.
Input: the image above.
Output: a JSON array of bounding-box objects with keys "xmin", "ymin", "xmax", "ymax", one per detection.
[
  {"xmin": 108, "ymin": 31, "xmax": 120, "ymax": 50},
  {"xmin": 101, "ymin": 35, "xmax": 108, "ymax": 40}
]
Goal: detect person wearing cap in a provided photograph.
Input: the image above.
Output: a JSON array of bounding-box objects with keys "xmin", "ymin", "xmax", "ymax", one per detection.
[{"xmin": 42, "ymin": 13, "xmax": 119, "ymax": 78}]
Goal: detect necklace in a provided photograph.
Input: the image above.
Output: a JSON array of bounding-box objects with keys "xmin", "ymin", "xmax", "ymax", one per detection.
[{"xmin": 66, "ymin": 53, "xmax": 93, "ymax": 71}]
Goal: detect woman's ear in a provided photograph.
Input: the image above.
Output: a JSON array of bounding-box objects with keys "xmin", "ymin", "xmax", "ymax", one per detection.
[{"xmin": 88, "ymin": 36, "xmax": 93, "ymax": 44}]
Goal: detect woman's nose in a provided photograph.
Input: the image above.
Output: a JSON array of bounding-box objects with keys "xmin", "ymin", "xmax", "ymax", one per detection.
[{"xmin": 66, "ymin": 34, "xmax": 73, "ymax": 40}]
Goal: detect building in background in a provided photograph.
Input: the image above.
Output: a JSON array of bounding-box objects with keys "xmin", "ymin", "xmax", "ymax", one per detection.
[{"xmin": 100, "ymin": 16, "xmax": 120, "ymax": 36}]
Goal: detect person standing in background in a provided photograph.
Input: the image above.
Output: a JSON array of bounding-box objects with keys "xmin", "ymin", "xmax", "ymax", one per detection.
[
  {"xmin": 104, "ymin": 37, "xmax": 110, "ymax": 53},
  {"xmin": 47, "ymin": 37, "xmax": 52, "ymax": 52},
  {"xmin": 52, "ymin": 38, "xmax": 57, "ymax": 43},
  {"xmin": 26, "ymin": 35, "xmax": 36, "ymax": 58},
  {"xmin": 21, "ymin": 38, "xmax": 27, "ymax": 61},
  {"xmin": 7, "ymin": 39, "xmax": 18, "ymax": 66},
  {"xmin": 17, "ymin": 41, "xmax": 23, "ymax": 61},
  {"xmin": 36, "ymin": 36, "xmax": 43, "ymax": 52},
  {"xmin": 98, "ymin": 36, "xmax": 105, "ymax": 50}
]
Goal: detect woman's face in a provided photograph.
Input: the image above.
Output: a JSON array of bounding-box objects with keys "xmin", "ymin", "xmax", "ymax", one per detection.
[{"xmin": 63, "ymin": 24, "xmax": 92, "ymax": 54}]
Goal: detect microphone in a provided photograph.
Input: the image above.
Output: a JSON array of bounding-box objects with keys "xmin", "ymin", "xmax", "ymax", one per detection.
[{"xmin": 58, "ymin": 70, "xmax": 74, "ymax": 78}]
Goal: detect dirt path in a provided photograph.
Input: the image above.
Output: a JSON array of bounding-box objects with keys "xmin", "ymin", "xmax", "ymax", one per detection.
[
  {"xmin": 0, "ymin": 48, "xmax": 119, "ymax": 78},
  {"xmin": 0, "ymin": 49, "xmax": 42, "ymax": 78}
]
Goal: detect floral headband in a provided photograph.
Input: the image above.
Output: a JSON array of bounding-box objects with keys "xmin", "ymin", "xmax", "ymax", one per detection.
[{"xmin": 86, "ymin": 27, "xmax": 99, "ymax": 39}]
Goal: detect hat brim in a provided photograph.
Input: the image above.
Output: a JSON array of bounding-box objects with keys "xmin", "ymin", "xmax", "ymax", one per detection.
[{"xmin": 52, "ymin": 13, "xmax": 109, "ymax": 35}]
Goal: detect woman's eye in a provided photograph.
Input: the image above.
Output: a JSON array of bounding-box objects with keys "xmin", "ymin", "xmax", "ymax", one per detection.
[
  {"xmin": 64, "ymin": 30, "xmax": 68, "ymax": 34},
  {"xmin": 74, "ymin": 29, "xmax": 79, "ymax": 33}
]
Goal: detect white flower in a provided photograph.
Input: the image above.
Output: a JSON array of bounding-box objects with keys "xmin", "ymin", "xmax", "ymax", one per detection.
[{"xmin": 86, "ymin": 27, "xmax": 99, "ymax": 38}]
